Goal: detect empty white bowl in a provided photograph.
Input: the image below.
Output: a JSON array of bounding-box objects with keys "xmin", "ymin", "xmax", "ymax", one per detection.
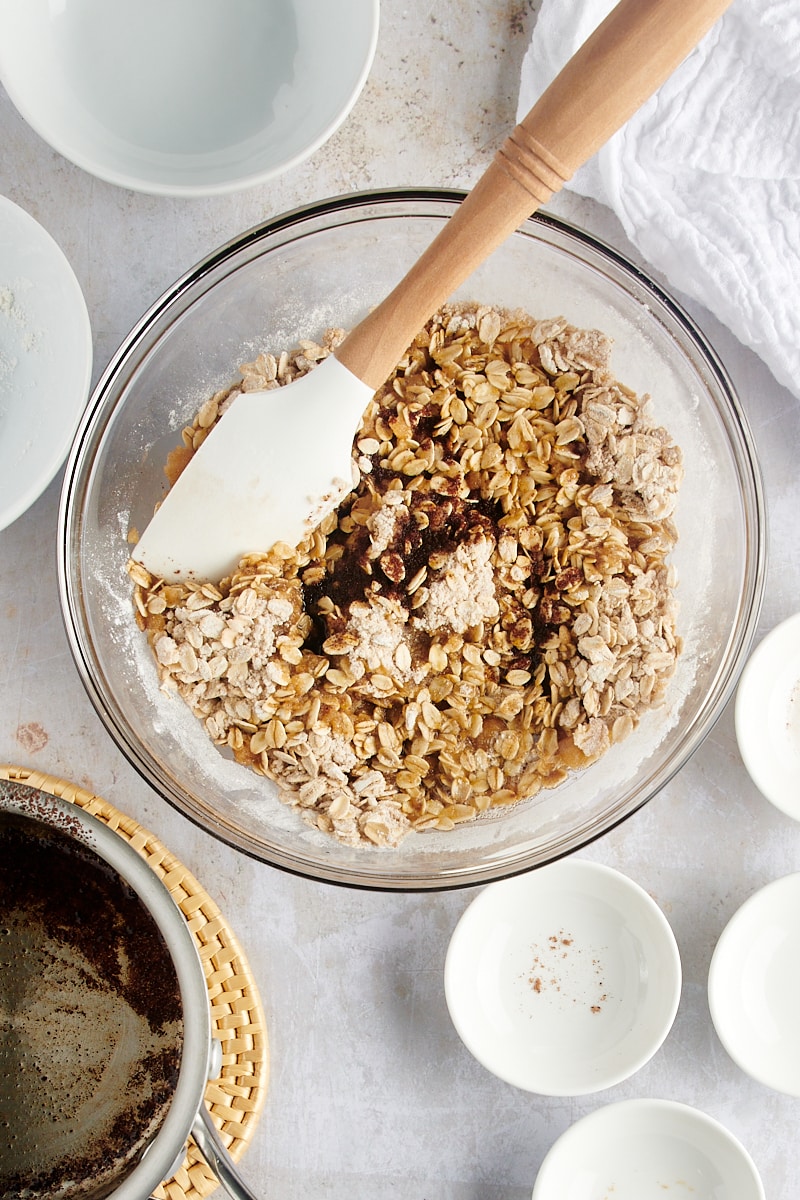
[
  {"xmin": 444, "ymin": 859, "xmax": 681, "ymax": 1095},
  {"xmin": 0, "ymin": 195, "xmax": 92, "ymax": 532},
  {"xmin": 532, "ymin": 1099, "xmax": 765, "ymax": 1200},
  {"xmin": 0, "ymin": 0, "xmax": 379, "ymax": 196},
  {"xmin": 709, "ymin": 872, "xmax": 800, "ymax": 1096},
  {"xmin": 735, "ymin": 612, "xmax": 800, "ymax": 821}
]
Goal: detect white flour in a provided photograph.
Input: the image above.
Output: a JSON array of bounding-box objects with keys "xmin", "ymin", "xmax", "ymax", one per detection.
[{"xmin": 0, "ymin": 282, "xmax": 42, "ymax": 418}]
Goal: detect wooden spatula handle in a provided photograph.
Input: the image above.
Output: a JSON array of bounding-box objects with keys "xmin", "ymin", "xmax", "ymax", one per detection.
[{"xmin": 336, "ymin": 0, "xmax": 731, "ymax": 390}]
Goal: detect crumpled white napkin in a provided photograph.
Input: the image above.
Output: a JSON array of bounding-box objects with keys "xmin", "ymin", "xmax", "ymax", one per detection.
[{"xmin": 517, "ymin": 0, "xmax": 800, "ymax": 398}]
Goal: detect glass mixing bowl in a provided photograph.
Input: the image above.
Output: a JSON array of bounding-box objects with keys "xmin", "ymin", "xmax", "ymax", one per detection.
[{"xmin": 58, "ymin": 191, "xmax": 766, "ymax": 890}]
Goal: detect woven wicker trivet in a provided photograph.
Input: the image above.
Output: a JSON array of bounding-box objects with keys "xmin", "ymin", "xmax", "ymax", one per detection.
[{"xmin": 0, "ymin": 764, "xmax": 269, "ymax": 1200}]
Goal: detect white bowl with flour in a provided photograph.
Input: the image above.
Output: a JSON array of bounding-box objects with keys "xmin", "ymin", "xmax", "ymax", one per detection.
[{"xmin": 0, "ymin": 195, "xmax": 92, "ymax": 532}]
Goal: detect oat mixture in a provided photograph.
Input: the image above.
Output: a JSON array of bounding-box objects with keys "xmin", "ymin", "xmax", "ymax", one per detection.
[{"xmin": 129, "ymin": 305, "xmax": 683, "ymax": 848}]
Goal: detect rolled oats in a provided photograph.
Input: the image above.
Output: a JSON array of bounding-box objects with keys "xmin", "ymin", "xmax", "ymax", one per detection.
[{"xmin": 129, "ymin": 305, "xmax": 683, "ymax": 848}]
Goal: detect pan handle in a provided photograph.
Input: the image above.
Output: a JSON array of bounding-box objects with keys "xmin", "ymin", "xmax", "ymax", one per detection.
[{"xmin": 191, "ymin": 1104, "xmax": 263, "ymax": 1200}]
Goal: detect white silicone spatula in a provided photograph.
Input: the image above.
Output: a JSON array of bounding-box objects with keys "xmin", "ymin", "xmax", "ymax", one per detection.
[{"xmin": 132, "ymin": 0, "xmax": 731, "ymax": 584}]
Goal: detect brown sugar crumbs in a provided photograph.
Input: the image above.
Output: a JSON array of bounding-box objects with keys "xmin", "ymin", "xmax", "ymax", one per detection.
[{"xmin": 128, "ymin": 304, "xmax": 683, "ymax": 848}]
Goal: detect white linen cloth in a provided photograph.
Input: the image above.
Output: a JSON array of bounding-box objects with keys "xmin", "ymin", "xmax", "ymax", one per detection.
[{"xmin": 517, "ymin": 0, "xmax": 800, "ymax": 398}]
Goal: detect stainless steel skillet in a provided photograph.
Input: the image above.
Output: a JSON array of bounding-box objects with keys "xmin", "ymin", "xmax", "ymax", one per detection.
[{"xmin": 0, "ymin": 778, "xmax": 259, "ymax": 1200}]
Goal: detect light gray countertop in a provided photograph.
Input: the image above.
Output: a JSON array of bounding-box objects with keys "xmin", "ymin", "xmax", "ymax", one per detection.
[{"xmin": 2, "ymin": 3, "xmax": 799, "ymax": 1197}]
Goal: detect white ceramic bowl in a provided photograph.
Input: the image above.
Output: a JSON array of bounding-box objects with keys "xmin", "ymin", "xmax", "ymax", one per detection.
[
  {"xmin": 532, "ymin": 1099, "xmax": 765, "ymax": 1200},
  {"xmin": 0, "ymin": 0, "xmax": 379, "ymax": 196},
  {"xmin": 735, "ymin": 612, "xmax": 800, "ymax": 821},
  {"xmin": 0, "ymin": 195, "xmax": 92, "ymax": 532},
  {"xmin": 444, "ymin": 859, "xmax": 681, "ymax": 1095},
  {"xmin": 709, "ymin": 872, "xmax": 800, "ymax": 1096}
]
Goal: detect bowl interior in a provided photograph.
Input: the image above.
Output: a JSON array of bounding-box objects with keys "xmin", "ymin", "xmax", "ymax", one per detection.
[
  {"xmin": 0, "ymin": 195, "xmax": 92, "ymax": 531},
  {"xmin": 443, "ymin": 860, "xmax": 681, "ymax": 1095},
  {"xmin": 708, "ymin": 872, "xmax": 800, "ymax": 1096},
  {"xmin": 532, "ymin": 1099, "xmax": 765, "ymax": 1200},
  {"xmin": 0, "ymin": 0, "xmax": 378, "ymax": 195},
  {"xmin": 734, "ymin": 612, "xmax": 800, "ymax": 820},
  {"xmin": 59, "ymin": 193, "xmax": 765, "ymax": 888}
]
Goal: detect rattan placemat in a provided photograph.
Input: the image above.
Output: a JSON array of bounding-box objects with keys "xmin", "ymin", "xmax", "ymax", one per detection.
[{"xmin": 0, "ymin": 764, "xmax": 269, "ymax": 1200}]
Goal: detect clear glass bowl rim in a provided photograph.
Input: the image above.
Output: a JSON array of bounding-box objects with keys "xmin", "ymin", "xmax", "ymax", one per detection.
[{"xmin": 57, "ymin": 187, "xmax": 767, "ymax": 891}]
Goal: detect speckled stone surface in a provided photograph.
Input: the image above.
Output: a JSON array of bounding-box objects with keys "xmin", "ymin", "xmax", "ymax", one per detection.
[{"xmin": 2, "ymin": 3, "xmax": 800, "ymax": 1196}]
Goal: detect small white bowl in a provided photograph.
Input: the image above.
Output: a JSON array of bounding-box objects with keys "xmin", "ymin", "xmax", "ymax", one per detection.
[
  {"xmin": 709, "ymin": 872, "xmax": 800, "ymax": 1096},
  {"xmin": 444, "ymin": 859, "xmax": 681, "ymax": 1095},
  {"xmin": 0, "ymin": 195, "xmax": 92, "ymax": 532},
  {"xmin": 735, "ymin": 612, "xmax": 800, "ymax": 821},
  {"xmin": 0, "ymin": 0, "xmax": 379, "ymax": 196},
  {"xmin": 532, "ymin": 1099, "xmax": 765, "ymax": 1200}
]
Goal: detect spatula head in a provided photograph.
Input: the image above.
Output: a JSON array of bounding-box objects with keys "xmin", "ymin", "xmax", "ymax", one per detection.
[{"xmin": 131, "ymin": 354, "xmax": 374, "ymax": 583}]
